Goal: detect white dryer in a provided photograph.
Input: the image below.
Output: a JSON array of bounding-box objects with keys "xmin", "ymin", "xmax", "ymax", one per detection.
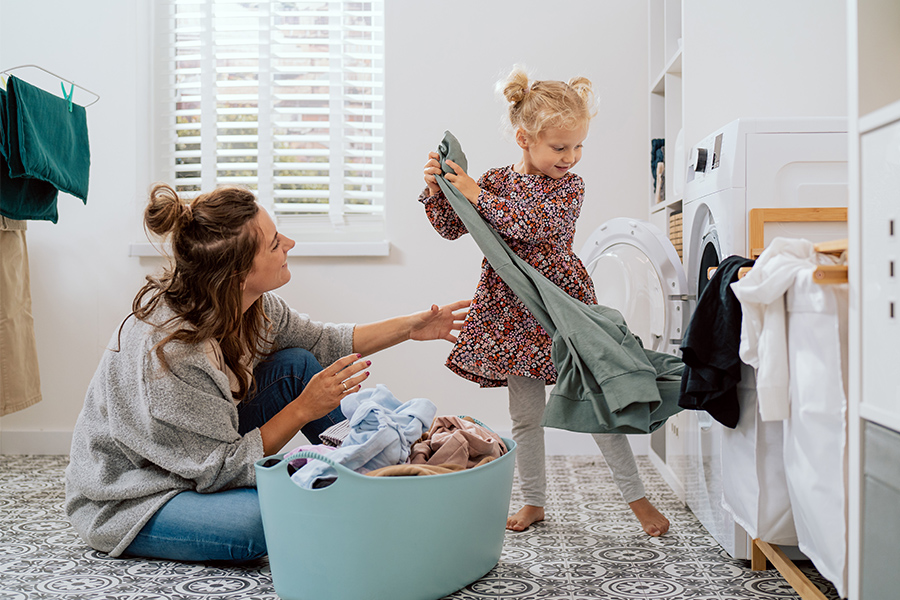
[{"xmin": 680, "ymin": 117, "xmax": 849, "ymax": 559}]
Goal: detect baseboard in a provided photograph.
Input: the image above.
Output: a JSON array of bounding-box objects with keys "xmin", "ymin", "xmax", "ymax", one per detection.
[
  {"xmin": 498, "ymin": 429, "xmax": 650, "ymax": 456},
  {"xmin": 648, "ymin": 447, "xmax": 685, "ymax": 502},
  {"xmin": 0, "ymin": 430, "xmax": 73, "ymax": 455}
]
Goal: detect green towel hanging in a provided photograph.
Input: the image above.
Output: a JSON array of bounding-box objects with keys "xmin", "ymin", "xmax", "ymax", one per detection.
[{"xmin": 0, "ymin": 75, "xmax": 90, "ymax": 223}]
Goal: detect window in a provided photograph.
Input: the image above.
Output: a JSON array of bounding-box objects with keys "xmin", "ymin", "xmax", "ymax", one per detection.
[{"xmin": 154, "ymin": 0, "xmax": 386, "ymax": 253}]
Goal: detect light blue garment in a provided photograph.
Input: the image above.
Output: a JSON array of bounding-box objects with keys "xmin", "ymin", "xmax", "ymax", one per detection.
[{"xmin": 290, "ymin": 385, "xmax": 436, "ymax": 489}]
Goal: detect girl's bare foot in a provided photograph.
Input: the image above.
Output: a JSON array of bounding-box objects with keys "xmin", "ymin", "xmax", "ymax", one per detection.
[
  {"xmin": 507, "ymin": 504, "xmax": 545, "ymax": 531},
  {"xmin": 629, "ymin": 497, "xmax": 669, "ymax": 536}
]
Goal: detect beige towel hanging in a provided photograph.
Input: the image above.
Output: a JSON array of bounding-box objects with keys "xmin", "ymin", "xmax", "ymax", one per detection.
[{"xmin": 0, "ymin": 215, "xmax": 42, "ymax": 415}]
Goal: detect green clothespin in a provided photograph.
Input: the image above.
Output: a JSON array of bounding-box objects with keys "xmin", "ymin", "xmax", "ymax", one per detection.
[{"xmin": 61, "ymin": 81, "xmax": 74, "ymax": 112}]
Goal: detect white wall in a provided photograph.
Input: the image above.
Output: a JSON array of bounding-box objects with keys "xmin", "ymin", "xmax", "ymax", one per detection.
[
  {"xmin": 0, "ymin": 0, "xmax": 650, "ymax": 454},
  {"xmin": 683, "ymin": 0, "xmax": 847, "ymax": 150}
]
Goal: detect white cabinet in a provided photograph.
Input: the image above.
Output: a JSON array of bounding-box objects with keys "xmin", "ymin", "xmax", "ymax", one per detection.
[
  {"xmin": 848, "ymin": 1, "xmax": 900, "ymax": 598},
  {"xmin": 850, "ymin": 3, "xmax": 900, "ymax": 598},
  {"xmin": 859, "ymin": 112, "xmax": 900, "ymax": 431}
]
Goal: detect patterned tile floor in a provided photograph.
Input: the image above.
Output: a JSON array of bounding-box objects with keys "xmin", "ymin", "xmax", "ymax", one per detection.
[{"xmin": 0, "ymin": 455, "xmax": 840, "ymax": 600}]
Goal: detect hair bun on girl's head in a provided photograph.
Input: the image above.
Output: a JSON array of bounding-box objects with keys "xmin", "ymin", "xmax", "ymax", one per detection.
[
  {"xmin": 499, "ymin": 66, "xmax": 531, "ymax": 105},
  {"xmin": 566, "ymin": 76, "xmax": 595, "ymax": 106}
]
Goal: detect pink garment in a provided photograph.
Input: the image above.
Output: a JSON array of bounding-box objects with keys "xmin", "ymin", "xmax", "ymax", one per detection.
[{"xmin": 410, "ymin": 416, "xmax": 507, "ymax": 468}]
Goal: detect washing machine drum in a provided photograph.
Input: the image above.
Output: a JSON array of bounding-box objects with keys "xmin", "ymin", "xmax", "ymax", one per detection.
[{"xmin": 579, "ymin": 218, "xmax": 687, "ymax": 355}]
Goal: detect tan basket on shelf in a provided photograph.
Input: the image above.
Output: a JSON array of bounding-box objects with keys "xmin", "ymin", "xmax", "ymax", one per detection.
[{"xmin": 668, "ymin": 210, "xmax": 683, "ymax": 262}]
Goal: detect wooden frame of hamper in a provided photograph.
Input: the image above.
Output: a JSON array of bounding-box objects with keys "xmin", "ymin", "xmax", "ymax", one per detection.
[
  {"xmin": 745, "ymin": 206, "xmax": 848, "ymax": 600},
  {"xmin": 707, "ymin": 207, "xmax": 850, "ymax": 285},
  {"xmin": 746, "ymin": 207, "xmax": 848, "ymax": 283}
]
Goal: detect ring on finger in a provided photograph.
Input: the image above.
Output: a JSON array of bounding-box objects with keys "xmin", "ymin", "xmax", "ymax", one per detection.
[{"xmin": 341, "ymin": 382, "xmax": 348, "ymax": 392}]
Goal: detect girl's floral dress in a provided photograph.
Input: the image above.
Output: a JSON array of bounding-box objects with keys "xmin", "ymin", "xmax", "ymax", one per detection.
[{"xmin": 419, "ymin": 165, "xmax": 597, "ymax": 387}]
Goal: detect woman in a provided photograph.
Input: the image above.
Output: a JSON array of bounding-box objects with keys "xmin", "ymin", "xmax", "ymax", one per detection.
[{"xmin": 65, "ymin": 183, "xmax": 469, "ymax": 563}]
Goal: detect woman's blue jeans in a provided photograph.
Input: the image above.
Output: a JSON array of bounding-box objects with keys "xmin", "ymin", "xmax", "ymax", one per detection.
[{"xmin": 122, "ymin": 348, "xmax": 344, "ymax": 563}]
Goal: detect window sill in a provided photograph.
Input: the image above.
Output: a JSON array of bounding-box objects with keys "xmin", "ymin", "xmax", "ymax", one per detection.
[{"xmin": 129, "ymin": 240, "xmax": 391, "ymax": 258}]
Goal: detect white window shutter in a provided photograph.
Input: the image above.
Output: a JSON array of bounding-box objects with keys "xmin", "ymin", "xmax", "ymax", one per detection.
[{"xmin": 155, "ymin": 0, "xmax": 386, "ymax": 247}]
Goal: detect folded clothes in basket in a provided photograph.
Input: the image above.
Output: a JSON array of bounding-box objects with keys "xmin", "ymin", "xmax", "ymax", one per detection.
[{"xmin": 290, "ymin": 384, "xmax": 436, "ymax": 489}]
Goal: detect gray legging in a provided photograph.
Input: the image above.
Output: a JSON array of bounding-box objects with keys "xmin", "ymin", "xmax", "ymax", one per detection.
[{"xmin": 508, "ymin": 374, "xmax": 645, "ymax": 507}]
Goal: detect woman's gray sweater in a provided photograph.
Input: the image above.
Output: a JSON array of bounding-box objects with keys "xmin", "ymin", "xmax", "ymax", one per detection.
[{"xmin": 64, "ymin": 293, "xmax": 354, "ymax": 556}]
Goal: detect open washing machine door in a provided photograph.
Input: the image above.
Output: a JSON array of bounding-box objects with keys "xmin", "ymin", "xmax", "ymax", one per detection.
[{"xmin": 579, "ymin": 218, "xmax": 688, "ymax": 356}]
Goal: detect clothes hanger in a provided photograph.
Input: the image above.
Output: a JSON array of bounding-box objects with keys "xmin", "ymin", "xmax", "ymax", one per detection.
[{"xmin": 0, "ymin": 64, "xmax": 100, "ymax": 107}]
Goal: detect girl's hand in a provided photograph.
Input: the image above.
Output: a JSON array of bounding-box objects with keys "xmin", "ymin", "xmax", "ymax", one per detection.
[
  {"xmin": 295, "ymin": 353, "xmax": 370, "ymax": 419},
  {"xmin": 423, "ymin": 151, "xmax": 443, "ymax": 196},
  {"xmin": 443, "ymin": 159, "xmax": 481, "ymax": 205},
  {"xmin": 409, "ymin": 299, "xmax": 471, "ymax": 343}
]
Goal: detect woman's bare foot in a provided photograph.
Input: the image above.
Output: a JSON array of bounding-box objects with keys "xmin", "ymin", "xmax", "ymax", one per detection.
[
  {"xmin": 507, "ymin": 505, "xmax": 545, "ymax": 531},
  {"xmin": 629, "ymin": 497, "xmax": 669, "ymax": 536}
]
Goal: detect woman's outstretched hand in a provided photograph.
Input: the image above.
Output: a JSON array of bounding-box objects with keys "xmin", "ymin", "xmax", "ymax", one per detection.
[{"xmin": 409, "ymin": 299, "xmax": 471, "ymax": 343}]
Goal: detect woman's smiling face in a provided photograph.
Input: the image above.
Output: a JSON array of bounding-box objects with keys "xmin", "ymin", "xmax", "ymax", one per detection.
[{"xmin": 242, "ymin": 208, "xmax": 295, "ymax": 311}]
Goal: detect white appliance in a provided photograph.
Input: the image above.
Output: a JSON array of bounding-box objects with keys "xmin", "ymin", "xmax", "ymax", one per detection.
[
  {"xmin": 579, "ymin": 117, "xmax": 848, "ymax": 560},
  {"xmin": 680, "ymin": 117, "xmax": 848, "ymax": 559},
  {"xmin": 579, "ymin": 217, "xmax": 687, "ymax": 356}
]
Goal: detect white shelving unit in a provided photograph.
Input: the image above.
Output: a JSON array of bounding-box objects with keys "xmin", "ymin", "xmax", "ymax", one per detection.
[
  {"xmin": 646, "ymin": 0, "xmax": 686, "ymax": 503},
  {"xmin": 648, "ymin": 0, "xmax": 683, "ymax": 237}
]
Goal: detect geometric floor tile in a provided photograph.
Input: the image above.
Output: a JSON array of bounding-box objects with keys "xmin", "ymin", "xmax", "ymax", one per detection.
[{"xmin": 0, "ymin": 455, "xmax": 841, "ymax": 599}]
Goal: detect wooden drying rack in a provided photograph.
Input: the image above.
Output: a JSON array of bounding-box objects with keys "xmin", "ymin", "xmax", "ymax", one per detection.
[
  {"xmin": 708, "ymin": 207, "xmax": 849, "ymax": 285},
  {"xmin": 707, "ymin": 207, "xmax": 848, "ymax": 600}
]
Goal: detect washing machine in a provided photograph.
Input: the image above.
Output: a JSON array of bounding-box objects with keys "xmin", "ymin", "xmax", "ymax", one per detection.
[
  {"xmin": 680, "ymin": 117, "xmax": 849, "ymax": 559},
  {"xmin": 579, "ymin": 117, "xmax": 848, "ymax": 559},
  {"xmin": 579, "ymin": 217, "xmax": 688, "ymax": 357}
]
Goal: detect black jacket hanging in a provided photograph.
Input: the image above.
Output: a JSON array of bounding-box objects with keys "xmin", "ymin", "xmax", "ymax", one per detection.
[{"xmin": 678, "ymin": 254, "xmax": 755, "ymax": 428}]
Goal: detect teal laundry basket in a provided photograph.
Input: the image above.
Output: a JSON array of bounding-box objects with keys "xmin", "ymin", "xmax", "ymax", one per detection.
[{"xmin": 255, "ymin": 437, "xmax": 516, "ymax": 600}]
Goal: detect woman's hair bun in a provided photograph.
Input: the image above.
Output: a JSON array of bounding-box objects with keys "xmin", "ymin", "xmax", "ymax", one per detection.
[{"xmin": 145, "ymin": 182, "xmax": 190, "ymax": 237}]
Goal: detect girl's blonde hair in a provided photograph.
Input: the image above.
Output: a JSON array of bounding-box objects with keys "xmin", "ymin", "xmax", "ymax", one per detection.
[{"xmin": 497, "ymin": 65, "xmax": 596, "ymax": 140}]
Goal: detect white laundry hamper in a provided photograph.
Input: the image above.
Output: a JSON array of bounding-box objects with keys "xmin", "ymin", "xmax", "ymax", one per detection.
[
  {"xmin": 721, "ymin": 364, "xmax": 798, "ymax": 546},
  {"xmin": 254, "ymin": 436, "xmax": 516, "ymax": 600}
]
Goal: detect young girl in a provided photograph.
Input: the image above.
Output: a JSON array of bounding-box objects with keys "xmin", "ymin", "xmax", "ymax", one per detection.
[{"xmin": 418, "ymin": 67, "xmax": 670, "ymax": 536}]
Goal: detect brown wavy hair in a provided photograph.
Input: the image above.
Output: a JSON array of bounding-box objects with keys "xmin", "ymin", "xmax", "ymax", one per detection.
[{"xmin": 126, "ymin": 183, "xmax": 267, "ymax": 402}]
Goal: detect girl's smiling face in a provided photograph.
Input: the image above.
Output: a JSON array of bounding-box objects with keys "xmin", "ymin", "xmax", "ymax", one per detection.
[{"xmin": 516, "ymin": 125, "xmax": 588, "ymax": 179}]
